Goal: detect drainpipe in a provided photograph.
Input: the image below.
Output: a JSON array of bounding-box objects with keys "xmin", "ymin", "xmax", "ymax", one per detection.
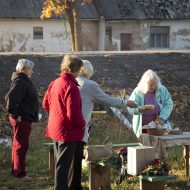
[{"xmin": 98, "ymin": 16, "xmax": 106, "ymax": 51}]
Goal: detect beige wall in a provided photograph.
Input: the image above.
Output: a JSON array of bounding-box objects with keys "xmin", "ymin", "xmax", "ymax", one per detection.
[
  {"xmin": 0, "ymin": 19, "xmax": 98, "ymax": 52},
  {"xmin": 1, "ymin": 18, "xmax": 189, "ymax": 52},
  {"xmin": 82, "ymin": 20, "xmax": 99, "ymax": 51},
  {"xmin": 106, "ymin": 20, "xmax": 144, "ymax": 50},
  {"xmin": 107, "ymin": 19, "xmax": 190, "ymax": 50}
]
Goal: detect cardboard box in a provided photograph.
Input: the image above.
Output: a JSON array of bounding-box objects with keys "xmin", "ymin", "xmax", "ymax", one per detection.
[{"xmin": 127, "ymin": 146, "xmax": 155, "ymax": 176}]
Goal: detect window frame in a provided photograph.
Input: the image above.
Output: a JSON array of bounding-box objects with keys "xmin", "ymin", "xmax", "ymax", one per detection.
[
  {"xmin": 33, "ymin": 26, "xmax": 43, "ymax": 40},
  {"xmin": 150, "ymin": 26, "xmax": 170, "ymax": 48}
]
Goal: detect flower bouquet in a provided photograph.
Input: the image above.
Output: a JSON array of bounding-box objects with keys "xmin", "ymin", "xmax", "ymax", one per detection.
[{"xmin": 141, "ymin": 159, "xmax": 170, "ymax": 176}]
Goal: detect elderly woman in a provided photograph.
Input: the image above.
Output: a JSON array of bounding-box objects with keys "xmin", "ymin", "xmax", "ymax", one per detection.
[
  {"xmin": 128, "ymin": 69, "xmax": 173, "ymax": 138},
  {"xmin": 43, "ymin": 55, "xmax": 85, "ymax": 190},
  {"xmin": 77, "ymin": 60, "xmax": 138, "ymax": 143},
  {"xmin": 5, "ymin": 59, "xmax": 39, "ymax": 180},
  {"xmin": 73, "ymin": 60, "xmax": 137, "ymax": 189}
]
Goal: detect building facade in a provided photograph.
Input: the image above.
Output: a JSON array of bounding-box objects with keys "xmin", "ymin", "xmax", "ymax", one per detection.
[
  {"xmin": 0, "ymin": 0, "xmax": 190, "ymax": 52},
  {"xmin": 106, "ymin": 19, "xmax": 190, "ymax": 51}
]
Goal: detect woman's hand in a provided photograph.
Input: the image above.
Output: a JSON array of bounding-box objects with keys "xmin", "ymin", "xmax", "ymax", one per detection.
[
  {"xmin": 16, "ymin": 116, "xmax": 22, "ymax": 123},
  {"xmin": 126, "ymin": 100, "xmax": 138, "ymax": 108},
  {"xmin": 155, "ymin": 117, "xmax": 165, "ymax": 126},
  {"xmin": 139, "ymin": 107, "xmax": 146, "ymax": 112}
]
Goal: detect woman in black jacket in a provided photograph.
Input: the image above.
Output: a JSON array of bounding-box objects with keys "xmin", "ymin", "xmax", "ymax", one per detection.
[{"xmin": 6, "ymin": 59, "xmax": 39, "ymax": 180}]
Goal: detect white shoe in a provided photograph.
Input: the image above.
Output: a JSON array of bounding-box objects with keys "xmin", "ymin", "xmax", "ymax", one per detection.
[{"xmin": 22, "ymin": 175, "xmax": 32, "ymax": 181}]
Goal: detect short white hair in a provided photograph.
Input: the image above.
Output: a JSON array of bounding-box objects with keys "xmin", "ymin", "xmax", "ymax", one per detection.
[
  {"xmin": 137, "ymin": 69, "xmax": 161, "ymax": 94},
  {"xmin": 16, "ymin": 59, "xmax": 34, "ymax": 73},
  {"xmin": 79, "ymin": 60, "xmax": 94, "ymax": 79}
]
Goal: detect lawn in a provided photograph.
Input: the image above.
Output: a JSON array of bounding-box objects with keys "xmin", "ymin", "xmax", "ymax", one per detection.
[{"xmin": 0, "ymin": 114, "xmax": 189, "ymax": 190}]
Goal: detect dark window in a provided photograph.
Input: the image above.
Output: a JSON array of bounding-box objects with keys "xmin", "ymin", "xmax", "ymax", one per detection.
[
  {"xmin": 106, "ymin": 26, "xmax": 112, "ymax": 41},
  {"xmin": 33, "ymin": 27, "xmax": 43, "ymax": 39},
  {"xmin": 150, "ymin": 26, "xmax": 169, "ymax": 48}
]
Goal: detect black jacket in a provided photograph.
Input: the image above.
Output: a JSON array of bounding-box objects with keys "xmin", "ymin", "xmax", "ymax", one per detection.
[{"xmin": 6, "ymin": 72, "xmax": 39, "ymax": 122}]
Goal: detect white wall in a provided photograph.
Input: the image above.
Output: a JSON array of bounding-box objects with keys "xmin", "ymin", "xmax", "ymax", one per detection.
[
  {"xmin": 0, "ymin": 19, "xmax": 99, "ymax": 52},
  {"xmin": 0, "ymin": 19, "xmax": 72, "ymax": 52},
  {"xmin": 107, "ymin": 20, "xmax": 143, "ymax": 50},
  {"xmin": 107, "ymin": 19, "xmax": 190, "ymax": 50},
  {"xmin": 1, "ymin": 19, "xmax": 189, "ymax": 52},
  {"xmin": 143, "ymin": 19, "xmax": 190, "ymax": 50},
  {"xmin": 169, "ymin": 20, "xmax": 190, "ymax": 50}
]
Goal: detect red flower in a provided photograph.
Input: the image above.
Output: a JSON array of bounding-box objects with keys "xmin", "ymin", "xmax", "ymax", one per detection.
[
  {"xmin": 116, "ymin": 146, "xmax": 127, "ymax": 154},
  {"xmin": 154, "ymin": 159, "xmax": 159, "ymax": 166}
]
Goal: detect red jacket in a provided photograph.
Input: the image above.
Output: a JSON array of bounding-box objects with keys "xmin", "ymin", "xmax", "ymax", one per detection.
[{"xmin": 43, "ymin": 72, "xmax": 85, "ymax": 142}]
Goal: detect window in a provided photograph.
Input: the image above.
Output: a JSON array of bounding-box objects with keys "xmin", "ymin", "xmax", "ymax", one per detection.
[
  {"xmin": 105, "ymin": 26, "xmax": 113, "ymax": 50},
  {"xmin": 33, "ymin": 27, "xmax": 43, "ymax": 39},
  {"xmin": 150, "ymin": 26, "xmax": 169, "ymax": 48},
  {"xmin": 106, "ymin": 26, "xmax": 112, "ymax": 41}
]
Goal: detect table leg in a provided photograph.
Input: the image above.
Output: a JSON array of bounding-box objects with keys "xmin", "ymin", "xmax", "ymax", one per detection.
[
  {"xmin": 185, "ymin": 145, "xmax": 189, "ymax": 177},
  {"xmin": 49, "ymin": 146, "xmax": 55, "ymax": 176},
  {"xmin": 89, "ymin": 163, "xmax": 111, "ymax": 190}
]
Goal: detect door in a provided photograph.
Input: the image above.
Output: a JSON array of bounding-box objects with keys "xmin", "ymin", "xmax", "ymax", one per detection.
[{"xmin": 120, "ymin": 33, "xmax": 132, "ymax": 50}]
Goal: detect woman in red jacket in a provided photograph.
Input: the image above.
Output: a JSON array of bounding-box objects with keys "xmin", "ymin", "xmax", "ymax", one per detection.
[{"xmin": 43, "ymin": 55, "xmax": 85, "ymax": 190}]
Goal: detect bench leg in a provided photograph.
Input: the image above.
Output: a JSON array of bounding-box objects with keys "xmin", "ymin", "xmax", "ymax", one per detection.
[
  {"xmin": 49, "ymin": 146, "xmax": 55, "ymax": 176},
  {"xmin": 89, "ymin": 163, "xmax": 111, "ymax": 190},
  {"xmin": 140, "ymin": 179, "xmax": 164, "ymax": 190},
  {"xmin": 185, "ymin": 145, "xmax": 190, "ymax": 177}
]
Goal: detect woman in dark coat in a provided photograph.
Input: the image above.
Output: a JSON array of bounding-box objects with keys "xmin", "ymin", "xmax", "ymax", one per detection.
[{"xmin": 6, "ymin": 59, "xmax": 39, "ymax": 180}]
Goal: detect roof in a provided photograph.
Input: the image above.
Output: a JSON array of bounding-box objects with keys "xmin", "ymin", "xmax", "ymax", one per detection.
[
  {"xmin": 0, "ymin": 0, "xmax": 99, "ymax": 20},
  {"xmin": 93, "ymin": 0, "xmax": 190, "ymax": 20},
  {"xmin": 0, "ymin": 0, "xmax": 190, "ymax": 20},
  {"xmin": 136, "ymin": 0, "xmax": 190, "ymax": 20},
  {"xmin": 93, "ymin": 0, "xmax": 146, "ymax": 20}
]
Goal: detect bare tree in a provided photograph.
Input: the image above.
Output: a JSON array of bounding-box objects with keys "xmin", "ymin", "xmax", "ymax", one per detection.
[{"xmin": 41, "ymin": 0, "xmax": 91, "ymax": 52}]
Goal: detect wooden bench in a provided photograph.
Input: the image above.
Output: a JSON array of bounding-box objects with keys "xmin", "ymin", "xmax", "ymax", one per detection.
[
  {"xmin": 44, "ymin": 142, "xmax": 139, "ymax": 177},
  {"xmin": 44, "ymin": 143, "xmax": 55, "ymax": 175},
  {"xmin": 139, "ymin": 175, "xmax": 176, "ymax": 190}
]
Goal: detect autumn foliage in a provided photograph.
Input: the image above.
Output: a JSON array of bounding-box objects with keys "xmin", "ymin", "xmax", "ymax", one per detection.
[{"xmin": 41, "ymin": 0, "xmax": 92, "ymax": 52}]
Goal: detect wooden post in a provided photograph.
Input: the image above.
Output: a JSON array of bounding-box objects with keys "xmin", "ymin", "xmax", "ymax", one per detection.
[
  {"xmin": 89, "ymin": 163, "xmax": 111, "ymax": 190},
  {"xmin": 49, "ymin": 145, "xmax": 55, "ymax": 176},
  {"xmin": 140, "ymin": 179, "xmax": 164, "ymax": 190},
  {"xmin": 185, "ymin": 145, "xmax": 190, "ymax": 177}
]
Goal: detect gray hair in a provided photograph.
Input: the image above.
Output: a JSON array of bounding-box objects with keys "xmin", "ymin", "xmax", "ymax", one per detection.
[
  {"xmin": 137, "ymin": 69, "xmax": 161, "ymax": 94},
  {"xmin": 16, "ymin": 59, "xmax": 34, "ymax": 73},
  {"xmin": 79, "ymin": 60, "xmax": 94, "ymax": 79},
  {"xmin": 61, "ymin": 55, "xmax": 83, "ymax": 73}
]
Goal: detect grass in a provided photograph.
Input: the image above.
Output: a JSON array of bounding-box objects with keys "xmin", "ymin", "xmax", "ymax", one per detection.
[{"xmin": 0, "ymin": 114, "xmax": 189, "ymax": 190}]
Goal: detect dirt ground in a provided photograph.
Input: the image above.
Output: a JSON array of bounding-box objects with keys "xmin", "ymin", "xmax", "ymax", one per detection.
[
  {"xmin": 0, "ymin": 52, "xmax": 190, "ymax": 190},
  {"xmin": 0, "ymin": 52, "xmax": 190, "ymax": 131}
]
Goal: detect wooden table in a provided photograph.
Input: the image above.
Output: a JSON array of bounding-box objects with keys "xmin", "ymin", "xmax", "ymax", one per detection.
[{"xmin": 141, "ymin": 132, "xmax": 190, "ymax": 176}]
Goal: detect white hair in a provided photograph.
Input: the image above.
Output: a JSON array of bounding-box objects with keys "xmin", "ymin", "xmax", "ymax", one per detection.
[
  {"xmin": 16, "ymin": 59, "xmax": 34, "ymax": 73},
  {"xmin": 79, "ymin": 60, "xmax": 94, "ymax": 79},
  {"xmin": 137, "ymin": 70, "xmax": 161, "ymax": 94}
]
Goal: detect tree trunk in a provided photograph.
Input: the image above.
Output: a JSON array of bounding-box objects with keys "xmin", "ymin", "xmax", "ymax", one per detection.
[
  {"xmin": 73, "ymin": 0, "xmax": 83, "ymax": 51},
  {"xmin": 66, "ymin": 0, "xmax": 83, "ymax": 52},
  {"xmin": 66, "ymin": 7, "xmax": 75, "ymax": 52}
]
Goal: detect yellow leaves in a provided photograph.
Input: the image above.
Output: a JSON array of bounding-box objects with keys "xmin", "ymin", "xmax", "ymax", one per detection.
[
  {"xmin": 41, "ymin": 0, "xmax": 68, "ymax": 19},
  {"xmin": 41, "ymin": 0, "xmax": 92, "ymax": 19},
  {"xmin": 41, "ymin": 9, "xmax": 52, "ymax": 19}
]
